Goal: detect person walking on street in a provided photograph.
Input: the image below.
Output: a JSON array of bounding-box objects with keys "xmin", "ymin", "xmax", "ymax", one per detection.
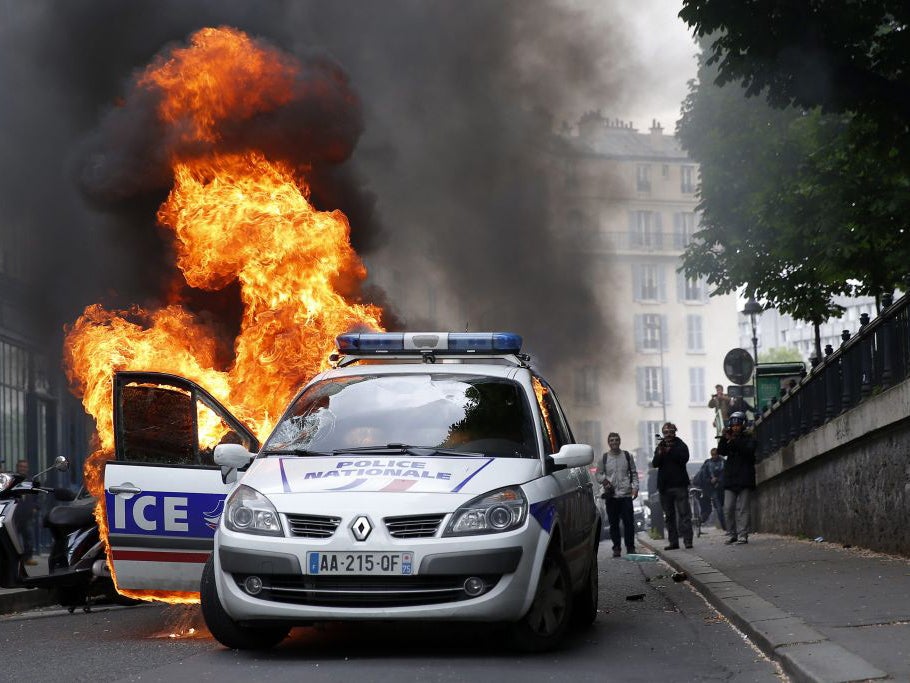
[
  {"xmin": 651, "ymin": 422, "xmax": 693, "ymax": 550},
  {"xmin": 717, "ymin": 412, "xmax": 756, "ymax": 544},
  {"xmin": 699, "ymin": 447, "xmax": 726, "ymax": 530},
  {"xmin": 595, "ymin": 433, "xmax": 639, "ymax": 557}
]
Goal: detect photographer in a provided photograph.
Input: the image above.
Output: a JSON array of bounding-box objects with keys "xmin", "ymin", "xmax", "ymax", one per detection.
[
  {"xmin": 717, "ymin": 412, "xmax": 756, "ymax": 545},
  {"xmin": 650, "ymin": 422, "xmax": 693, "ymax": 550}
]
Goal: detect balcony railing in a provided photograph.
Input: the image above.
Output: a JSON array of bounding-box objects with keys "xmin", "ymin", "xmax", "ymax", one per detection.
[
  {"xmin": 754, "ymin": 292, "xmax": 910, "ymax": 460},
  {"xmin": 577, "ymin": 231, "xmax": 695, "ymax": 253}
]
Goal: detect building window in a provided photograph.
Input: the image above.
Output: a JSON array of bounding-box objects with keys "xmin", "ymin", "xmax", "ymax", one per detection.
[
  {"xmin": 688, "ymin": 367, "xmax": 705, "ymax": 405},
  {"xmin": 690, "ymin": 420, "xmax": 709, "ymax": 459},
  {"xmin": 574, "ymin": 366, "xmax": 599, "ymax": 405},
  {"xmin": 0, "ymin": 340, "xmax": 29, "ymax": 471},
  {"xmin": 681, "ymin": 165, "xmax": 696, "ymax": 193},
  {"xmin": 635, "ymin": 314, "xmax": 668, "ymax": 352},
  {"xmin": 576, "ymin": 420, "xmax": 602, "ymax": 455},
  {"xmin": 661, "ymin": 164, "xmax": 669, "ymax": 178},
  {"xmin": 636, "ymin": 366, "xmax": 670, "ymax": 405},
  {"xmin": 628, "ymin": 211, "xmax": 663, "ymax": 248},
  {"xmin": 632, "ymin": 264, "xmax": 665, "ymax": 302},
  {"xmin": 636, "ymin": 164, "xmax": 651, "ymax": 192},
  {"xmin": 686, "ymin": 315, "xmax": 704, "ymax": 352},
  {"xmin": 639, "ymin": 420, "xmax": 665, "ymax": 455},
  {"xmin": 678, "ymin": 274, "xmax": 707, "ymax": 303},
  {"xmin": 674, "ymin": 212, "xmax": 696, "ymax": 248}
]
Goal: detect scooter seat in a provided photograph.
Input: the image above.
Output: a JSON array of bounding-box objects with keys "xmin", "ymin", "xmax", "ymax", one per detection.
[{"xmin": 46, "ymin": 497, "xmax": 97, "ymax": 529}]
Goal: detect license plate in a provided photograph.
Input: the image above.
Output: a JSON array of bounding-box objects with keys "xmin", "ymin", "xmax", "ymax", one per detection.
[{"xmin": 307, "ymin": 551, "xmax": 414, "ymax": 575}]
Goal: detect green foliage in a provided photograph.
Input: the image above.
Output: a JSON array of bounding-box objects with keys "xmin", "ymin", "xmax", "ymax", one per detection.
[
  {"xmin": 676, "ymin": 40, "xmax": 910, "ymax": 323},
  {"xmin": 760, "ymin": 346, "xmax": 804, "ymax": 363}
]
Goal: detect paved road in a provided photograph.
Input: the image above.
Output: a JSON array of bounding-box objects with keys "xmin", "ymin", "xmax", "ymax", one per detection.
[{"xmin": 0, "ymin": 546, "xmax": 783, "ymax": 682}]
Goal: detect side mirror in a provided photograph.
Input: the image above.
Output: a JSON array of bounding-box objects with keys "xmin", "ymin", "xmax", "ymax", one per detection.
[
  {"xmin": 550, "ymin": 443, "xmax": 594, "ymax": 469},
  {"xmin": 53, "ymin": 456, "xmax": 69, "ymax": 471},
  {"xmin": 214, "ymin": 443, "xmax": 256, "ymax": 469}
]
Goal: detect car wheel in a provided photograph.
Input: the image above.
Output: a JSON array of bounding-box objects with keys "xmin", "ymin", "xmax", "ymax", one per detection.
[
  {"xmin": 571, "ymin": 546, "xmax": 598, "ymax": 628},
  {"xmin": 509, "ymin": 549, "xmax": 572, "ymax": 652},
  {"xmin": 200, "ymin": 556, "xmax": 289, "ymax": 650}
]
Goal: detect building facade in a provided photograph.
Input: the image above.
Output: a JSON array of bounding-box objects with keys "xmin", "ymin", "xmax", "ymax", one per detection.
[
  {"xmin": 552, "ymin": 115, "xmax": 740, "ymax": 468},
  {"xmin": 0, "ymin": 221, "xmax": 90, "ymax": 488}
]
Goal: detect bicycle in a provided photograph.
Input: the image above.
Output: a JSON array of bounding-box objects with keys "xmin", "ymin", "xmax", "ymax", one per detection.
[{"xmin": 688, "ymin": 486, "xmax": 703, "ymax": 538}]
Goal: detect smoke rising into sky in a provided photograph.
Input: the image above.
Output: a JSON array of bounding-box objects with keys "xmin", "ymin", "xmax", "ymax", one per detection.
[{"xmin": 0, "ymin": 0, "xmax": 696, "ymax": 374}]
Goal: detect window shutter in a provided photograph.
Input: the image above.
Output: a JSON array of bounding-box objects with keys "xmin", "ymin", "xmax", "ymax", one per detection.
[
  {"xmin": 632, "ymin": 264, "xmax": 641, "ymax": 302},
  {"xmin": 638, "ymin": 421, "xmax": 648, "ymax": 457},
  {"xmin": 634, "ymin": 315, "xmax": 644, "ymax": 352},
  {"xmin": 653, "ymin": 212, "xmax": 663, "ymax": 249},
  {"xmin": 636, "ymin": 367, "xmax": 645, "ymax": 405},
  {"xmin": 673, "ymin": 212, "xmax": 682, "ymax": 249},
  {"xmin": 701, "ymin": 277, "xmax": 709, "ymax": 303},
  {"xmin": 661, "ymin": 315, "xmax": 669, "ymax": 351},
  {"xmin": 628, "ymin": 211, "xmax": 637, "ymax": 247},
  {"xmin": 662, "ymin": 367, "xmax": 672, "ymax": 405},
  {"xmin": 657, "ymin": 265, "xmax": 666, "ymax": 301},
  {"xmin": 676, "ymin": 270, "xmax": 685, "ymax": 302}
]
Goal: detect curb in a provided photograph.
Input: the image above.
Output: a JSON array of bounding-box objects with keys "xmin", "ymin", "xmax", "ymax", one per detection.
[
  {"xmin": 0, "ymin": 588, "xmax": 57, "ymax": 616},
  {"xmin": 638, "ymin": 536, "xmax": 888, "ymax": 683}
]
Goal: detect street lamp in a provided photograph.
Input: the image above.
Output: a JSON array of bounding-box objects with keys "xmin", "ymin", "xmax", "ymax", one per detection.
[{"xmin": 742, "ymin": 297, "xmax": 763, "ymax": 412}]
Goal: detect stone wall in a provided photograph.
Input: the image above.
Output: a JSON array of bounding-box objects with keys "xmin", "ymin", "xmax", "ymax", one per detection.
[{"xmin": 753, "ymin": 379, "xmax": 910, "ymax": 556}]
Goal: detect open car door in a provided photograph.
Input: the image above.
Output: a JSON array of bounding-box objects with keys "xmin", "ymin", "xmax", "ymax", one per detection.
[{"xmin": 103, "ymin": 371, "xmax": 258, "ymax": 593}]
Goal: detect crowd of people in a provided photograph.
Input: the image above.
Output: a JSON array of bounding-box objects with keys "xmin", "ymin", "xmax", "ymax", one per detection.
[{"xmin": 596, "ymin": 383, "xmax": 758, "ymax": 552}]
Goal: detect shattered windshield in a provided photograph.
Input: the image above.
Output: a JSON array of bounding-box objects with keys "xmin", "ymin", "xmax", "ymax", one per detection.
[{"xmin": 265, "ymin": 373, "xmax": 537, "ymax": 459}]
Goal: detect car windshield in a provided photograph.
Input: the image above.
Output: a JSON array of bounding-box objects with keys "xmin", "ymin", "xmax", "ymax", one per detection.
[{"xmin": 264, "ymin": 373, "xmax": 537, "ymax": 459}]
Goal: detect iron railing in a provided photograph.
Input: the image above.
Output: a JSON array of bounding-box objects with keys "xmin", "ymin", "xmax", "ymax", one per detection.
[{"xmin": 754, "ymin": 292, "xmax": 910, "ymax": 460}]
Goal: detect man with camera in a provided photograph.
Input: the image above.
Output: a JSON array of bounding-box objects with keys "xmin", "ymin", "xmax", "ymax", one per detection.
[
  {"xmin": 595, "ymin": 433, "xmax": 639, "ymax": 557},
  {"xmin": 717, "ymin": 411, "xmax": 757, "ymax": 544},
  {"xmin": 650, "ymin": 422, "xmax": 693, "ymax": 550}
]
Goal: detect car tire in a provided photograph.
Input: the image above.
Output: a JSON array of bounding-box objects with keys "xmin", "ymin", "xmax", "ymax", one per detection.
[
  {"xmin": 509, "ymin": 549, "xmax": 573, "ymax": 652},
  {"xmin": 200, "ymin": 556, "xmax": 289, "ymax": 650},
  {"xmin": 571, "ymin": 546, "xmax": 598, "ymax": 628}
]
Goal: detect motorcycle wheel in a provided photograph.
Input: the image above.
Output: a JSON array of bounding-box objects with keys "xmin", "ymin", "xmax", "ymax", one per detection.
[{"xmin": 200, "ymin": 556, "xmax": 289, "ymax": 650}]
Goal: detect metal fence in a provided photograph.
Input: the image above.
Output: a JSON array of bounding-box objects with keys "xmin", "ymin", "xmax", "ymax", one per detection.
[{"xmin": 754, "ymin": 292, "xmax": 910, "ymax": 460}]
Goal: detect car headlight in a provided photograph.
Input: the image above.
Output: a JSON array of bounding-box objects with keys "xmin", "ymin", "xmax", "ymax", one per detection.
[
  {"xmin": 0, "ymin": 473, "xmax": 12, "ymax": 494},
  {"xmin": 443, "ymin": 486, "xmax": 527, "ymax": 536},
  {"xmin": 223, "ymin": 485, "xmax": 283, "ymax": 536}
]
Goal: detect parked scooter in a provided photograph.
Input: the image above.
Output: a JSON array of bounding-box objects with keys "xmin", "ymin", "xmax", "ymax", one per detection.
[{"xmin": 0, "ymin": 456, "xmax": 132, "ymax": 611}]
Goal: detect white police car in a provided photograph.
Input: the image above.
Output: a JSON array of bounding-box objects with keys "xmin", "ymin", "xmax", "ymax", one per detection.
[{"xmin": 103, "ymin": 332, "xmax": 600, "ymax": 651}]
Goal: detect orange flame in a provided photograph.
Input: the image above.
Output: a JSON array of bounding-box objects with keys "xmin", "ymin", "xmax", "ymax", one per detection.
[{"xmin": 64, "ymin": 27, "xmax": 383, "ymax": 603}]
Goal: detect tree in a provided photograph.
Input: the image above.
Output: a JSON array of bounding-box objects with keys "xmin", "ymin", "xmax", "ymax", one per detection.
[
  {"xmin": 678, "ymin": 1, "xmax": 910, "ymax": 133},
  {"xmin": 760, "ymin": 346, "xmax": 804, "ymax": 364},
  {"xmin": 677, "ymin": 42, "xmax": 910, "ymax": 326}
]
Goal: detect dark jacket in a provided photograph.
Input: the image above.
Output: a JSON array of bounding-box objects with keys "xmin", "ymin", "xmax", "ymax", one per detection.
[
  {"xmin": 717, "ymin": 433, "xmax": 756, "ymax": 490},
  {"xmin": 650, "ymin": 437, "xmax": 690, "ymax": 492}
]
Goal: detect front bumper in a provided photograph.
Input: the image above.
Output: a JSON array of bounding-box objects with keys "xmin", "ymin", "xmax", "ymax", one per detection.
[{"xmin": 214, "ymin": 521, "xmax": 548, "ymax": 624}]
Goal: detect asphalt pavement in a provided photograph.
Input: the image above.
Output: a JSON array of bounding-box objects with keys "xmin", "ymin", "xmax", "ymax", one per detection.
[
  {"xmin": 639, "ymin": 526, "xmax": 909, "ymax": 683},
  {"xmin": 3, "ymin": 531, "xmax": 908, "ymax": 683}
]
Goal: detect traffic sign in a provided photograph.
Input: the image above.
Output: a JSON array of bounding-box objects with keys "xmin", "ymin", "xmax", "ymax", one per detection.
[{"xmin": 723, "ymin": 348, "xmax": 754, "ymax": 385}]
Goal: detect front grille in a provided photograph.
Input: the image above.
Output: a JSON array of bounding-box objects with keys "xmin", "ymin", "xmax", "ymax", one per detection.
[
  {"xmin": 285, "ymin": 514, "xmax": 342, "ymax": 538},
  {"xmin": 233, "ymin": 574, "xmax": 500, "ymax": 607},
  {"xmin": 384, "ymin": 514, "xmax": 445, "ymax": 538}
]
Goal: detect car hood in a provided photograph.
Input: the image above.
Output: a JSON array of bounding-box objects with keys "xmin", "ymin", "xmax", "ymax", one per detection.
[{"xmin": 240, "ymin": 455, "xmax": 541, "ymax": 496}]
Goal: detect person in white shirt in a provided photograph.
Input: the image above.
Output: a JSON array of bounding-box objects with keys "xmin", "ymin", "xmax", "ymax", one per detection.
[{"xmin": 595, "ymin": 433, "xmax": 640, "ymax": 557}]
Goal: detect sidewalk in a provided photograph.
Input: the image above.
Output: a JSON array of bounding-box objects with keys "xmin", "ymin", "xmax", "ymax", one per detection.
[{"xmin": 640, "ymin": 528, "xmax": 910, "ymax": 683}]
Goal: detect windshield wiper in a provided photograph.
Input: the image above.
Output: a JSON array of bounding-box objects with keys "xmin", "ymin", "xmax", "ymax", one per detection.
[
  {"xmin": 331, "ymin": 444, "xmax": 483, "ymax": 457},
  {"xmin": 263, "ymin": 448, "xmax": 333, "ymax": 456}
]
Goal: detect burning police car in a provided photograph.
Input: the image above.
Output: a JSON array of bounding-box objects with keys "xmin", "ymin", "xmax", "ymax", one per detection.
[{"xmin": 103, "ymin": 333, "xmax": 599, "ymax": 651}]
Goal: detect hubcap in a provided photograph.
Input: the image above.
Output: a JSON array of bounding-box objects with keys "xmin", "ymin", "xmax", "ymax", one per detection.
[{"xmin": 526, "ymin": 558, "xmax": 568, "ymax": 636}]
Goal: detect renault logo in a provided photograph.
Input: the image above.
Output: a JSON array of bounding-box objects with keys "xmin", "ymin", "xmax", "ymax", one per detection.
[{"xmin": 351, "ymin": 515, "xmax": 372, "ymax": 541}]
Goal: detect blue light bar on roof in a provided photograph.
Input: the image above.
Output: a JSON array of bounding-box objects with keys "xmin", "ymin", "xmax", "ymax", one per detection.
[{"xmin": 335, "ymin": 332, "xmax": 522, "ymax": 355}]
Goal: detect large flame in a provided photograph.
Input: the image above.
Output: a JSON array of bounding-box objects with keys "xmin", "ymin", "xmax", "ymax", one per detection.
[{"xmin": 64, "ymin": 27, "xmax": 383, "ymax": 603}]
